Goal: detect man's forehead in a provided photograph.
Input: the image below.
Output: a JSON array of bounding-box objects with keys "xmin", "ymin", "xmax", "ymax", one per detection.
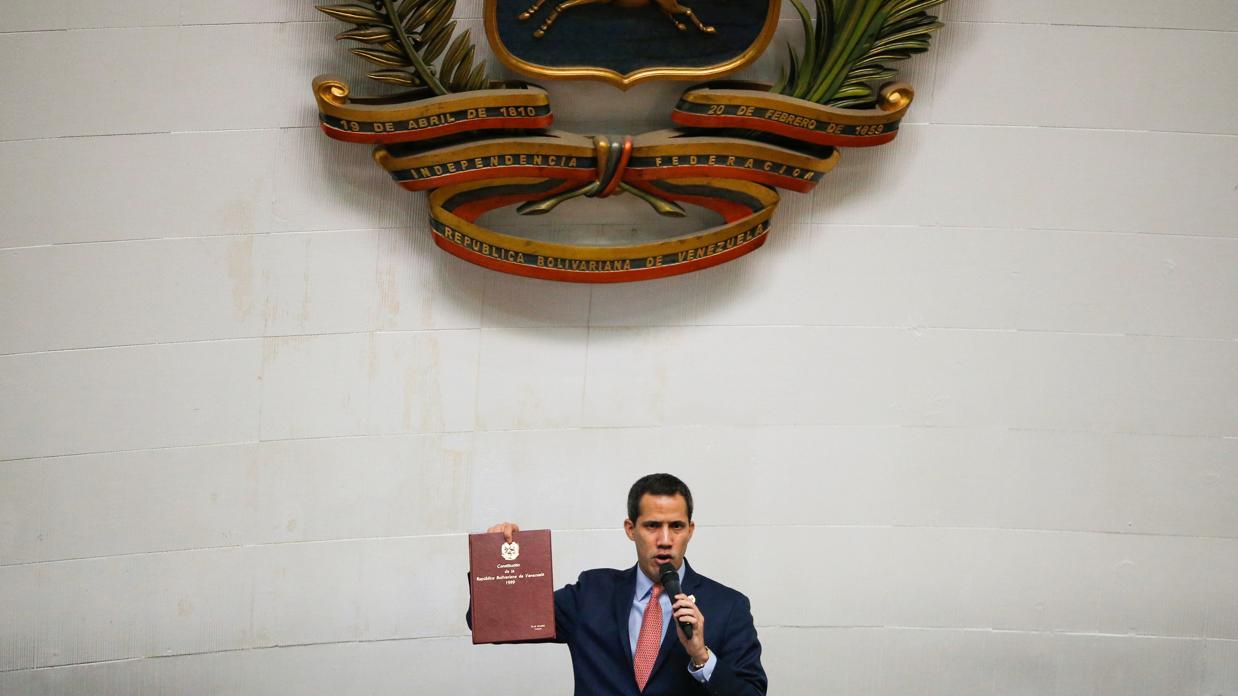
[{"xmin": 636, "ymin": 493, "xmax": 690, "ymax": 521}]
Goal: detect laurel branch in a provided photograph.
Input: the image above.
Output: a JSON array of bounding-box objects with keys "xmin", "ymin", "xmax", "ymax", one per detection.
[
  {"xmin": 774, "ymin": 0, "xmax": 945, "ymax": 107},
  {"xmin": 317, "ymin": 0, "xmax": 490, "ymax": 94}
]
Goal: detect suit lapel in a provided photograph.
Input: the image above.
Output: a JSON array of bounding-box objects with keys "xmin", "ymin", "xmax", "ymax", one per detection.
[
  {"xmin": 647, "ymin": 559, "xmax": 698, "ymax": 683},
  {"xmin": 616, "ymin": 565, "xmax": 637, "ymax": 671},
  {"xmin": 680, "ymin": 558, "xmax": 700, "ymax": 595}
]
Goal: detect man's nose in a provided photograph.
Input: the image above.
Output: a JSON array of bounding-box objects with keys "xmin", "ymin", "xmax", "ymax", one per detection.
[{"xmin": 657, "ymin": 527, "xmax": 671, "ymax": 546}]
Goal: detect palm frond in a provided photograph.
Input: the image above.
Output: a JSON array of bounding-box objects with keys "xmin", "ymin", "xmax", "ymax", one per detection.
[
  {"xmin": 786, "ymin": 0, "xmax": 815, "ymax": 95},
  {"xmin": 350, "ymin": 47, "xmax": 411, "ymax": 68},
  {"xmin": 774, "ymin": 0, "xmax": 947, "ymax": 106},
  {"xmin": 464, "ymin": 61, "xmax": 489, "ymax": 91},
  {"xmin": 336, "ymin": 26, "xmax": 395, "ymax": 43},
  {"xmin": 771, "ymin": 68, "xmax": 788, "ymax": 94},
  {"xmin": 368, "ymin": 69, "xmax": 423, "ymax": 87},
  {"xmin": 317, "ymin": 0, "xmax": 491, "ymax": 94}
]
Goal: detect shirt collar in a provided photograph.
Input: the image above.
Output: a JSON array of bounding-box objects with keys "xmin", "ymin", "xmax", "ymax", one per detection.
[{"xmin": 634, "ymin": 562, "xmax": 686, "ymax": 601}]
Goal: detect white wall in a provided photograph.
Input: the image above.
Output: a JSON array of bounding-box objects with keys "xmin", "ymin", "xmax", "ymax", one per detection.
[{"xmin": 2, "ymin": 1, "xmax": 1236, "ymax": 694}]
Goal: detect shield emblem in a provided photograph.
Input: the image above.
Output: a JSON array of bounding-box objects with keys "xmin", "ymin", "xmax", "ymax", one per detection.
[{"xmin": 485, "ymin": 0, "xmax": 780, "ymax": 89}]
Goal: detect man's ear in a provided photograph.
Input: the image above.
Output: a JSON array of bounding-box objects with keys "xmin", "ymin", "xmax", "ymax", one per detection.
[{"xmin": 624, "ymin": 518, "xmax": 636, "ymax": 540}]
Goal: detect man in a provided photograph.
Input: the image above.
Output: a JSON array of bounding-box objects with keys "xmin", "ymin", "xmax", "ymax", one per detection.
[{"xmin": 473, "ymin": 473, "xmax": 767, "ymax": 695}]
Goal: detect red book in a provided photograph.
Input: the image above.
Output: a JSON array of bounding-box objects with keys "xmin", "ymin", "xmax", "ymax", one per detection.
[{"xmin": 468, "ymin": 529, "xmax": 556, "ymax": 644}]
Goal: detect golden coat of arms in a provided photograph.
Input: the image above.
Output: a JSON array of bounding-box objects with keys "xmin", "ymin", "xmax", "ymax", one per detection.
[{"xmin": 313, "ymin": 0, "xmax": 946, "ymax": 282}]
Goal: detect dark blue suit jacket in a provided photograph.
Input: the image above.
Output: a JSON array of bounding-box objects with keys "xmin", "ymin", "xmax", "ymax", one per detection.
[{"xmin": 550, "ymin": 560, "xmax": 767, "ymax": 696}]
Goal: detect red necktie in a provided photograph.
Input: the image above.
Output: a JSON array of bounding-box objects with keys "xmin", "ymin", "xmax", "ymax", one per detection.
[{"xmin": 633, "ymin": 584, "xmax": 663, "ymax": 691}]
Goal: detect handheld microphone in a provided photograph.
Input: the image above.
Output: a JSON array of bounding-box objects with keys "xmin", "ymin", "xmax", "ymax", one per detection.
[{"xmin": 658, "ymin": 563, "xmax": 692, "ymax": 640}]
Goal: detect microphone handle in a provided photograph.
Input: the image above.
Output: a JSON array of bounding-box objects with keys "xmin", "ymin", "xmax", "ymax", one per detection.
[
  {"xmin": 678, "ymin": 614, "xmax": 693, "ymax": 640},
  {"xmin": 660, "ymin": 571, "xmax": 693, "ymax": 640}
]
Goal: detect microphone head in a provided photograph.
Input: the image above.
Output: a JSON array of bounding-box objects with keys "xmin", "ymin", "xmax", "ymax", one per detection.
[
  {"xmin": 657, "ymin": 563, "xmax": 676, "ymax": 580},
  {"xmin": 657, "ymin": 563, "xmax": 681, "ymax": 595}
]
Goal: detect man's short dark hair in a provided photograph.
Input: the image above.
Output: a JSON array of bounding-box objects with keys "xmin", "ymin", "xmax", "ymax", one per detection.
[{"xmin": 626, "ymin": 473, "xmax": 694, "ymax": 522}]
